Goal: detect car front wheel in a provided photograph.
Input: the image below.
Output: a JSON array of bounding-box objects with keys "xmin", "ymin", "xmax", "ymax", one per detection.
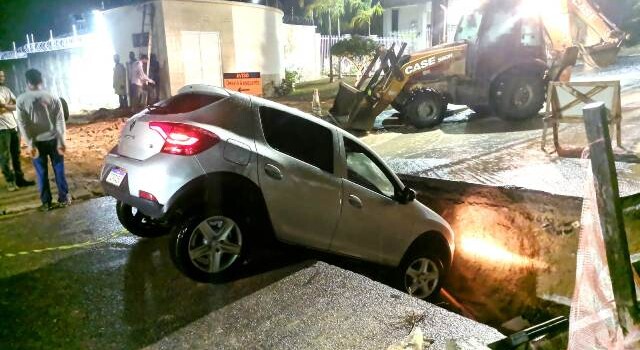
[
  {"xmin": 398, "ymin": 246, "xmax": 445, "ymax": 300},
  {"xmin": 116, "ymin": 200, "xmax": 168, "ymax": 238},
  {"xmin": 170, "ymin": 213, "xmax": 246, "ymax": 282}
]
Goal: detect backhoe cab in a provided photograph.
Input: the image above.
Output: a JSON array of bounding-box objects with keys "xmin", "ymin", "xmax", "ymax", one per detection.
[{"xmin": 330, "ymin": 0, "xmax": 581, "ymax": 131}]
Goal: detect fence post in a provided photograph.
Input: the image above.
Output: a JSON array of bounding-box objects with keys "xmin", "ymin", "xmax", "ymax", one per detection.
[
  {"xmin": 329, "ymin": 52, "xmax": 334, "ymax": 83},
  {"xmin": 583, "ymin": 101, "xmax": 639, "ymax": 333}
]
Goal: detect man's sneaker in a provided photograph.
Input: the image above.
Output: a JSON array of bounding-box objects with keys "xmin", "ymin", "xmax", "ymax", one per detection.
[
  {"xmin": 6, "ymin": 182, "xmax": 18, "ymax": 192},
  {"xmin": 16, "ymin": 178, "xmax": 35, "ymax": 187},
  {"xmin": 37, "ymin": 203, "xmax": 55, "ymax": 212}
]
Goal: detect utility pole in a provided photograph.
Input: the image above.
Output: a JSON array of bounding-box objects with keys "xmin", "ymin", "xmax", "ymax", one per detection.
[{"xmin": 583, "ymin": 102, "xmax": 639, "ymax": 333}]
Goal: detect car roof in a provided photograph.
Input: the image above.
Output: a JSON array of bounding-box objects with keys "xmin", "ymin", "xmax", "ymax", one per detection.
[
  {"xmin": 248, "ymin": 94, "xmax": 344, "ymax": 134},
  {"xmin": 178, "ymin": 84, "xmax": 231, "ymax": 98},
  {"xmin": 176, "ymin": 85, "xmax": 372, "ymax": 153}
]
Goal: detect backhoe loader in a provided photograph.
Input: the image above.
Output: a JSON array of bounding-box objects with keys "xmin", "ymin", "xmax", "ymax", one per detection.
[{"xmin": 329, "ymin": 0, "xmax": 625, "ymax": 131}]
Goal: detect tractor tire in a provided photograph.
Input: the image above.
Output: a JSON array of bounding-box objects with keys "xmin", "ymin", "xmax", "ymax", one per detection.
[
  {"xmin": 391, "ymin": 101, "xmax": 404, "ymax": 114},
  {"xmin": 493, "ymin": 72, "xmax": 545, "ymax": 120},
  {"xmin": 403, "ymin": 89, "xmax": 446, "ymax": 129}
]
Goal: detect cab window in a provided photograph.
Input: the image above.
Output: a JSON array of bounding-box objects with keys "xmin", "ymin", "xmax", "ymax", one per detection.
[
  {"xmin": 454, "ymin": 12, "xmax": 483, "ymax": 42},
  {"xmin": 343, "ymin": 137, "xmax": 395, "ymax": 197}
]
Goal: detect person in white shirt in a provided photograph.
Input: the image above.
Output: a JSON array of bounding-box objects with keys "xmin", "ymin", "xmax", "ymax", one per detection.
[
  {"xmin": 16, "ymin": 69, "xmax": 69, "ymax": 211},
  {"xmin": 0, "ymin": 70, "xmax": 34, "ymax": 191},
  {"xmin": 130, "ymin": 54, "xmax": 155, "ymax": 110}
]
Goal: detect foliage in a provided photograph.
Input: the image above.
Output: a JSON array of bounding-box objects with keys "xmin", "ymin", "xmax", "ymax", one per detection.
[
  {"xmin": 350, "ymin": 0, "xmax": 383, "ymax": 35},
  {"xmin": 330, "ymin": 36, "xmax": 378, "ymax": 74},
  {"xmin": 275, "ymin": 70, "xmax": 302, "ymax": 96}
]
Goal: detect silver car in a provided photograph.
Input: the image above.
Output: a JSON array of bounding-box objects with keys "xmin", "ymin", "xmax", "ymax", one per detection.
[{"xmin": 101, "ymin": 85, "xmax": 455, "ymax": 299}]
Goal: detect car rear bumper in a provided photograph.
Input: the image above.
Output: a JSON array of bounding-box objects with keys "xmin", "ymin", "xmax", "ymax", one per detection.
[
  {"xmin": 102, "ymin": 179, "xmax": 165, "ymax": 218},
  {"xmin": 100, "ymin": 152, "xmax": 206, "ymax": 219}
]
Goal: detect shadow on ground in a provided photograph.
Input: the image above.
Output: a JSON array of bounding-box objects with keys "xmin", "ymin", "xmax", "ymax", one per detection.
[{"xmin": 0, "ymin": 233, "xmax": 417, "ymax": 350}]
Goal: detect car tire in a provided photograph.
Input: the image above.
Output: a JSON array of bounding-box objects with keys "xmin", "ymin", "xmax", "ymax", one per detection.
[
  {"xmin": 169, "ymin": 209, "xmax": 249, "ymax": 282},
  {"xmin": 492, "ymin": 72, "xmax": 545, "ymax": 120},
  {"xmin": 397, "ymin": 243, "xmax": 445, "ymax": 300},
  {"xmin": 116, "ymin": 200, "xmax": 168, "ymax": 238},
  {"xmin": 403, "ymin": 89, "xmax": 446, "ymax": 129}
]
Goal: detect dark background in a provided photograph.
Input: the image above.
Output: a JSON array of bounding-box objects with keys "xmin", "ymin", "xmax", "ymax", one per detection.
[{"xmin": 0, "ymin": 0, "xmax": 634, "ymax": 51}]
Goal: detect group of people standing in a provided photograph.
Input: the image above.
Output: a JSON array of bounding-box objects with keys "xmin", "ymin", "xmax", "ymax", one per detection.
[
  {"xmin": 0, "ymin": 68, "xmax": 69, "ymax": 212},
  {"xmin": 113, "ymin": 51, "xmax": 160, "ymax": 110}
]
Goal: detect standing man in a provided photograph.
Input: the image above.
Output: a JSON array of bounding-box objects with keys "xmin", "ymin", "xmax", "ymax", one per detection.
[
  {"xmin": 113, "ymin": 54, "xmax": 127, "ymax": 109},
  {"xmin": 148, "ymin": 53, "xmax": 161, "ymax": 104},
  {"xmin": 16, "ymin": 69, "xmax": 69, "ymax": 211},
  {"xmin": 0, "ymin": 70, "xmax": 34, "ymax": 191},
  {"xmin": 130, "ymin": 54, "xmax": 155, "ymax": 110}
]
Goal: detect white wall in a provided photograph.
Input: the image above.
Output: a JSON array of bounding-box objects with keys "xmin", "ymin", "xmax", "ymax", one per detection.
[
  {"xmin": 382, "ymin": 3, "xmax": 431, "ymax": 50},
  {"xmin": 161, "ymin": 0, "xmax": 284, "ymax": 96},
  {"xmin": 282, "ymin": 24, "xmax": 321, "ymax": 82}
]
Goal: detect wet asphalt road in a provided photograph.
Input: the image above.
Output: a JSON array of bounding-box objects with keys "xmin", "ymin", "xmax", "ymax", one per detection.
[
  {"xmin": 0, "ymin": 197, "xmax": 314, "ymax": 349},
  {"xmin": 0, "ymin": 197, "xmax": 406, "ymax": 349},
  {"xmin": 367, "ymin": 55, "xmax": 640, "ymax": 198}
]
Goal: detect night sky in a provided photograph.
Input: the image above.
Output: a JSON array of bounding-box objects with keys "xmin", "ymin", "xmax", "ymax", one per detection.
[{"xmin": 0, "ymin": 0, "xmax": 632, "ymax": 51}]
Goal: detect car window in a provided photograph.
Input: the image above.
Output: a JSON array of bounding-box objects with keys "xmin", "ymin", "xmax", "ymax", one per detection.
[
  {"xmin": 260, "ymin": 107, "xmax": 334, "ymax": 173},
  {"xmin": 146, "ymin": 93, "xmax": 224, "ymax": 114},
  {"xmin": 343, "ymin": 137, "xmax": 395, "ymax": 197}
]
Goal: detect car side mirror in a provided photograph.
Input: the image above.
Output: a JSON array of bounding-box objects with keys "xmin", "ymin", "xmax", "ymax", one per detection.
[{"xmin": 398, "ymin": 187, "xmax": 416, "ymax": 204}]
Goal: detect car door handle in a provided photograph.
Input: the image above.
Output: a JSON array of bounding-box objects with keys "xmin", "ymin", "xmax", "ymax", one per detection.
[
  {"xmin": 348, "ymin": 194, "xmax": 363, "ymax": 209},
  {"xmin": 264, "ymin": 164, "xmax": 283, "ymax": 180}
]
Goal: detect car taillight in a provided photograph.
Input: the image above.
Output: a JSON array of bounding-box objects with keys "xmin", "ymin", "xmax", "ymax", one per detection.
[
  {"xmin": 139, "ymin": 190, "xmax": 157, "ymax": 202},
  {"xmin": 149, "ymin": 122, "xmax": 220, "ymax": 156}
]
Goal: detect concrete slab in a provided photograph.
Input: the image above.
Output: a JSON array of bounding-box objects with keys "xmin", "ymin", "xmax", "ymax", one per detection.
[{"xmin": 148, "ymin": 262, "xmax": 504, "ymax": 350}]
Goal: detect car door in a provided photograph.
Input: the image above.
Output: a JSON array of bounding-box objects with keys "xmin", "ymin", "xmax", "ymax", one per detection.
[
  {"xmin": 255, "ymin": 106, "xmax": 342, "ymax": 250},
  {"xmin": 329, "ymin": 136, "xmax": 406, "ymax": 265}
]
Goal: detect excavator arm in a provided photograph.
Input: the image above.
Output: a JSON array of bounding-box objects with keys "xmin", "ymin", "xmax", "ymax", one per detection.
[{"xmin": 545, "ymin": 0, "xmax": 626, "ymax": 68}]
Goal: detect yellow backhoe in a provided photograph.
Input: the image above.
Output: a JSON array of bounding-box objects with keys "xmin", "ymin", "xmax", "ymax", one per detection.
[{"xmin": 329, "ymin": 0, "xmax": 626, "ymax": 131}]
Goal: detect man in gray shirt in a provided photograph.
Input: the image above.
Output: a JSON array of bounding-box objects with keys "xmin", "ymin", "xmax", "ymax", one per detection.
[
  {"xmin": 0, "ymin": 70, "xmax": 34, "ymax": 191},
  {"xmin": 16, "ymin": 69, "xmax": 69, "ymax": 211}
]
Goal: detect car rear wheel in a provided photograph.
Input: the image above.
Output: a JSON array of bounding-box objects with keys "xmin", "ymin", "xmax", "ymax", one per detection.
[
  {"xmin": 398, "ymin": 244, "xmax": 445, "ymax": 300},
  {"xmin": 170, "ymin": 212, "xmax": 247, "ymax": 282},
  {"xmin": 116, "ymin": 200, "xmax": 168, "ymax": 238}
]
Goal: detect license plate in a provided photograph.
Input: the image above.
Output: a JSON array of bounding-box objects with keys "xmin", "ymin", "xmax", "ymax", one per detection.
[{"xmin": 106, "ymin": 167, "xmax": 127, "ymax": 186}]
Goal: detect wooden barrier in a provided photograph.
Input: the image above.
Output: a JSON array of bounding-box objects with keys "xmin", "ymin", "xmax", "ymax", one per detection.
[{"xmin": 542, "ymin": 81, "xmax": 622, "ymax": 155}]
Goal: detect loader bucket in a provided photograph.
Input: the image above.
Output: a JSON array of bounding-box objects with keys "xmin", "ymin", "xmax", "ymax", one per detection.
[
  {"xmin": 329, "ymin": 82, "xmax": 377, "ymax": 131},
  {"xmin": 581, "ymin": 43, "xmax": 620, "ymax": 68}
]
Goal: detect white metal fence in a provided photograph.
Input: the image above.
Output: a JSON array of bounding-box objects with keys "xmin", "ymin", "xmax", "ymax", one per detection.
[
  {"xmin": 0, "ymin": 34, "xmax": 91, "ymax": 60},
  {"xmin": 319, "ymin": 29, "xmax": 435, "ymax": 75}
]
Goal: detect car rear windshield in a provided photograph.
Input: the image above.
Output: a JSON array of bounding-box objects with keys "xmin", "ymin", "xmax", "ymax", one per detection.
[{"xmin": 146, "ymin": 93, "xmax": 225, "ymax": 114}]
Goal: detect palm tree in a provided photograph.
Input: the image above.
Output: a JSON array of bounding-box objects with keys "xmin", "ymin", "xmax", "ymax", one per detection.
[
  {"xmin": 302, "ymin": 0, "xmax": 346, "ymax": 35},
  {"xmin": 350, "ymin": 0, "xmax": 383, "ymax": 36}
]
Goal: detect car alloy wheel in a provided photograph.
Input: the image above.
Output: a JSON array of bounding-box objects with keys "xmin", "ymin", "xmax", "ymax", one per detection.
[
  {"xmin": 187, "ymin": 216, "xmax": 243, "ymax": 274},
  {"xmin": 404, "ymin": 257, "xmax": 440, "ymax": 299}
]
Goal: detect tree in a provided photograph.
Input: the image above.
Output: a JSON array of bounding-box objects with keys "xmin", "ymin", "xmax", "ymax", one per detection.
[
  {"xmin": 303, "ymin": 0, "xmax": 346, "ymax": 35},
  {"xmin": 330, "ymin": 36, "xmax": 378, "ymax": 78},
  {"xmin": 350, "ymin": 0, "xmax": 383, "ymax": 36}
]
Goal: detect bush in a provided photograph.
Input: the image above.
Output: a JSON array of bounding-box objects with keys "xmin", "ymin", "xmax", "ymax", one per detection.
[
  {"xmin": 275, "ymin": 70, "xmax": 301, "ymax": 96},
  {"xmin": 330, "ymin": 36, "xmax": 379, "ymax": 75}
]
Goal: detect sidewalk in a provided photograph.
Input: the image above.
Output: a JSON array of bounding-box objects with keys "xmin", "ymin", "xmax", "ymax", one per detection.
[{"xmin": 0, "ymin": 109, "xmax": 129, "ymax": 215}]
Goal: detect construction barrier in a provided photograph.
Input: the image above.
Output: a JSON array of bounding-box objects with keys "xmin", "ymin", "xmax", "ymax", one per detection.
[{"xmin": 541, "ymin": 80, "xmax": 622, "ymax": 155}]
